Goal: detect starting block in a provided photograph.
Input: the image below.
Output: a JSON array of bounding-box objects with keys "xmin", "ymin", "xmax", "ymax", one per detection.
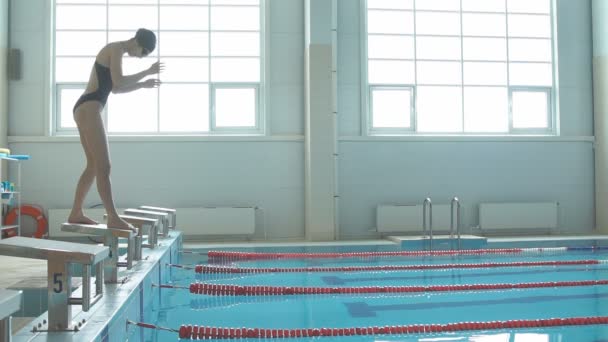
[
  {"xmin": 0, "ymin": 289, "xmax": 21, "ymax": 341},
  {"xmin": 123, "ymin": 209, "xmax": 170, "ymax": 237},
  {"xmin": 61, "ymin": 223, "xmax": 135, "ymax": 284},
  {"xmin": 139, "ymin": 206, "xmax": 176, "ymax": 230},
  {"xmin": 104, "ymin": 214, "xmax": 159, "ymax": 260},
  {"xmin": 0, "ymin": 237, "xmax": 108, "ymax": 331}
]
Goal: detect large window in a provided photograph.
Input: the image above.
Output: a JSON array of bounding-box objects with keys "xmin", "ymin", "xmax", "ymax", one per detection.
[
  {"xmin": 54, "ymin": 0, "xmax": 263, "ymax": 135},
  {"xmin": 365, "ymin": 0, "xmax": 555, "ymax": 135}
]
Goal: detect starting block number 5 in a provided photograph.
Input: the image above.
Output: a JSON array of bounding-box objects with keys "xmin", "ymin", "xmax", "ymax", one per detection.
[{"xmin": 53, "ymin": 273, "xmax": 63, "ymax": 294}]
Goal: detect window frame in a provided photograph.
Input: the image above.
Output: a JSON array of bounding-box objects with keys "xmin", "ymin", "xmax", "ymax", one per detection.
[
  {"xmin": 55, "ymin": 83, "xmax": 85, "ymax": 135},
  {"xmin": 368, "ymin": 85, "xmax": 416, "ymax": 134},
  {"xmin": 509, "ymin": 86, "xmax": 554, "ymax": 134},
  {"xmin": 52, "ymin": 0, "xmax": 266, "ymax": 137},
  {"xmin": 361, "ymin": 0, "xmax": 558, "ymax": 136},
  {"xmin": 211, "ymin": 83, "xmax": 261, "ymax": 132}
]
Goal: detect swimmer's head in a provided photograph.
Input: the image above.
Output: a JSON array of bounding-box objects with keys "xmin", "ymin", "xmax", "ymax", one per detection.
[{"xmin": 134, "ymin": 28, "xmax": 156, "ymax": 57}]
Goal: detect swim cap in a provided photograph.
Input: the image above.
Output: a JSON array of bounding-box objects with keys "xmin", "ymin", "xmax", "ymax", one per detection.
[{"xmin": 135, "ymin": 28, "xmax": 156, "ymax": 54}]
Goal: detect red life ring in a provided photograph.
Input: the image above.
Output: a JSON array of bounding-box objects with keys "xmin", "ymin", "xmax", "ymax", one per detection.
[{"xmin": 5, "ymin": 205, "xmax": 47, "ymax": 238}]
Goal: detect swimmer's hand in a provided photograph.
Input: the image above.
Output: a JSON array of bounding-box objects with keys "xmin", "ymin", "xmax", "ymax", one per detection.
[
  {"xmin": 142, "ymin": 79, "xmax": 161, "ymax": 88},
  {"xmin": 147, "ymin": 61, "xmax": 164, "ymax": 75}
]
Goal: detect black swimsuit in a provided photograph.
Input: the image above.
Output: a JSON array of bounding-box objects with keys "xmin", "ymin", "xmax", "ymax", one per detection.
[{"xmin": 73, "ymin": 61, "xmax": 113, "ymax": 113}]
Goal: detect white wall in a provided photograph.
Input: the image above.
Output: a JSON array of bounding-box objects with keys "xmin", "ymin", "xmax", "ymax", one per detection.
[
  {"xmin": 7, "ymin": 0, "xmax": 596, "ymax": 240},
  {"xmin": 336, "ymin": 0, "xmax": 595, "ymax": 238}
]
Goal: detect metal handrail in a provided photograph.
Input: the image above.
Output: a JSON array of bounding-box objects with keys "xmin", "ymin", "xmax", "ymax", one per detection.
[
  {"xmin": 423, "ymin": 198, "xmax": 433, "ymax": 251},
  {"xmin": 451, "ymin": 197, "xmax": 461, "ymax": 250}
]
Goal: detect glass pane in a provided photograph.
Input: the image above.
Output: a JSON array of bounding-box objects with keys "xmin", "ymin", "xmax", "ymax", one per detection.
[
  {"xmin": 463, "ymin": 13, "xmax": 506, "ymax": 36},
  {"xmin": 508, "ymin": 15, "xmax": 551, "ymax": 38},
  {"xmin": 57, "ymin": 0, "xmax": 105, "ymax": 3},
  {"xmin": 109, "ymin": 0, "xmax": 157, "ymax": 3},
  {"xmin": 211, "ymin": 6, "xmax": 259, "ymax": 31},
  {"xmin": 371, "ymin": 88, "xmax": 411, "ymax": 128},
  {"xmin": 416, "ymin": 0, "xmax": 460, "ymax": 11},
  {"xmin": 463, "ymin": 38, "xmax": 506, "ymax": 61},
  {"xmin": 56, "ymin": 58, "xmax": 95, "ymax": 82},
  {"xmin": 512, "ymin": 91, "xmax": 549, "ymax": 129},
  {"xmin": 56, "ymin": 5, "xmax": 107, "ymax": 30},
  {"xmin": 508, "ymin": 0, "xmax": 551, "ymax": 14},
  {"xmin": 109, "ymin": 31, "xmax": 158, "ymax": 56},
  {"xmin": 107, "ymin": 88, "xmax": 158, "ymax": 132},
  {"xmin": 211, "ymin": 32, "xmax": 259, "ymax": 56},
  {"xmin": 417, "ymin": 61, "xmax": 461, "ymax": 85},
  {"xmin": 161, "ymin": 0, "xmax": 209, "ymax": 3},
  {"xmin": 463, "ymin": 62, "xmax": 507, "ymax": 85},
  {"xmin": 416, "ymin": 12, "xmax": 460, "ymax": 35},
  {"xmin": 417, "ymin": 86, "xmax": 462, "ymax": 132},
  {"xmin": 367, "ymin": 35, "xmax": 414, "ymax": 59},
  {"xmin": 161, "ymin": 58, "xmax": 209, "ymax": 82},
  {"xmin": 509, "ymin": 63, "xmax": 552, "ymax": 86},
  {"xmin": 416, "ymin": 36, "xmax": 461, "ymax": 60},
  {"xmin": 215, "ymin": 88, "xmax": 256, "ymax": 127},
  {"xmin": 160, "ymin": 84, "xmax": 209, "ymax": 131},
  {"xmin": 464, "ymin": 87, "xmax": 508, "ymax": 132},
  {"xmin": 59, "ymin": 88, "xmax": 84, "ymax": 128},
  {"xmin": 212, "ymin": 0, "xmax": 259, "ymax": 4},
  {"xmin": 109, "ymin": 6, "xmax": 158, "ymax": 30},
  {"xmin": 462, "ymin": 0, "xmax": 505, "ymax": 12},
  {"xmin": 368, "ymin": 60, "xmax": 415, "ymax": 84},
  {"xmin": 56, "ymin": 31, "xmax": 106, "ymax": 56},
  {"xmin": 367, "ymin": 0, "xmax": 413, "ymax": 10},
  {"xmin": 160, "ymin": 6, "xmax": 209, "ymax": 30},
  {"xmin": 211, "ymin": 58, "xmax": 259, "ymax": 82},
  {"xmin": 367, "ymin": 10, "xmax": 414, "ymax": 34},
  {"xmin": 509, "ymin": 38, "xmax": 552, "ymax": 62},
  {"xmin": 159, "ymin": 32, "xmax": 209, "ymax": 56}
]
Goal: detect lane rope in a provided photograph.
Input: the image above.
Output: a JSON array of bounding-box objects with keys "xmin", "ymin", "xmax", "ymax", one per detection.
[
  {"xmin": 179, "ymin": 246, "xmax": 608, "ymax": 260},
  {"xmin": 182, "ymin": 259, "xmax": 606, "ymax": 274},
  {"xmin": 128, "ymin": 316, "xmax": 608, "ymax": 339},
  {"xmin": 154, "ymin": 279, "xmax": 608, "ymax": 297}
]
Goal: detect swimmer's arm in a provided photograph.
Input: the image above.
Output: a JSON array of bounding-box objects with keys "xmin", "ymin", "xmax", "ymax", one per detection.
[
  {"xmin": 109, "ymin": 48, "xmax": 151, "ymax": 94},
  {"xmin": 113, "ymin": 82, "xmax": 145, "ymax": 93}
]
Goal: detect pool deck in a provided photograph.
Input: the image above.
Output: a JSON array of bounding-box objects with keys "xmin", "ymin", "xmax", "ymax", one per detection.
[{"xmin": 5, "ymin": 231, "xmax": 181, "ymax": 342}]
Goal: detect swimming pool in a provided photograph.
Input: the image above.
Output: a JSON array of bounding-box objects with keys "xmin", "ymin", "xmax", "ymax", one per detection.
[{"xmin": 136, "ymin": 243, "xmax": 608, "ymax": 341}]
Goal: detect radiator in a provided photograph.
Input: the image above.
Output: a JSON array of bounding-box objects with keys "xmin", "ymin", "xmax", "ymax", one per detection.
[
  {"xmin": 376, "ymin": 204, "xmax": 452, "ymax": 233},
  {"xmin": 48, "ymin": 207, "xmax": 256, "ymax": 237},
  {"xmin": 174, "ymin": 207, "xmax": 255, "ymax": 235},
  {"xmin": 479, "ymin": 202, "xmax": 558, "ymax": 231}
]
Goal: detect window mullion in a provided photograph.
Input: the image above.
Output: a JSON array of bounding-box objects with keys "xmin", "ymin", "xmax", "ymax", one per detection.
[{"xmin": 459, "ymin": 0, "xmax": 464, "ymax": 133}]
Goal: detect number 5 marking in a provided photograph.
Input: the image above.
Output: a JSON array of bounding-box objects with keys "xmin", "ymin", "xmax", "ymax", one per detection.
[{"xmin": 53, "ymin": 273, "xmax": 63, "ymax": 293}]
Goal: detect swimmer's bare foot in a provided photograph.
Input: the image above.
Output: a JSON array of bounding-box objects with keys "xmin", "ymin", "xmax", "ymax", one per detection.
[
  {"xmin": 68, "ymin": 212, "xmax": 98, "ymax": 225},
  {"xmin": 106, "ymin": 216, "xmax": 136, "ymax": 232}
]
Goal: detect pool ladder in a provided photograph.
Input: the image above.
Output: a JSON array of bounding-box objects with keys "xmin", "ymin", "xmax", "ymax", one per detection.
[
  {"xmin": 423, "ymin": 198, "xmax": 433, "ymax": 251},
  {"xmin": 451, "ymin": 197, "xmax": 461, "ymax": 250},
  {"xmin": 423, "ymin": 197, "xmax": 462, "ymax": 251}
]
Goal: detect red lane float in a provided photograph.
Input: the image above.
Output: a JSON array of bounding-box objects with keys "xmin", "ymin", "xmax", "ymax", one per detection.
[
  {"xmin": 195, "ymin": 259, "xmax": 602, "ymax": 274},
  {"xmin": 177, "ymin": 316, "xmax": 608, "ymax": 339},
  {"xmin": 183, "ymin": 279, "xmax": 608, "ymax": 296},
  {"xmin": 205, "ymin": 248, "xmax": 527, "ymax": 260}
]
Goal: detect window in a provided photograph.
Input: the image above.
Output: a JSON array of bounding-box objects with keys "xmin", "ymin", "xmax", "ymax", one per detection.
[
  {"xmin": 54, "ymin": 0, "xmax": 263, "ymax": 135},
  {"xmin": 365, "ymin": 0, "xmax": 555, "ymax": 135}
]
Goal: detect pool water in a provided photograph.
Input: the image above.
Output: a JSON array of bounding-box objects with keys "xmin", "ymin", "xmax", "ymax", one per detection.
[{"xmin": 141, "ymin": 245, "xmax": 608, "ymax": 341}]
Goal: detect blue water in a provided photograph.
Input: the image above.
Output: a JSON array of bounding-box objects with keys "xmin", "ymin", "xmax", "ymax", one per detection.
[{"xmin": 141, "ymin": 244, "xmax": 608, "ymax": 341}]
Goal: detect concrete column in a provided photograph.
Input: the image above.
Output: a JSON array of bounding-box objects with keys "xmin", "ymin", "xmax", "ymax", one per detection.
[
  {"xmin": 304, "ymin": 0, "xmax": 337, "ymax": 240},
  {"xmin": 593, "ymin": 0, "xmax": 608, "ymax": 232}
]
